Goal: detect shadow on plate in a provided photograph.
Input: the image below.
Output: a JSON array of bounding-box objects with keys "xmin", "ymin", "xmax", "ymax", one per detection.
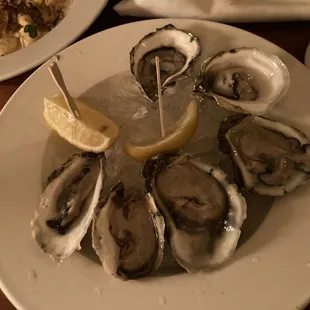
[
  {"xmin": 79, "ymin": 232, "xmax": 185, "ymax": 278},
  {"xmin": 219, "ymin": 155, "xmax": 279, "ymax": 262},
  {"xmin": 79, "ymin": 228, "xmax": 102, "ymax": 266},
  {"xmin": 145, "ymin": 243, "xmax": 185, "ymax": 279},
  {"xmin": 233, "ymin": 193, "xmax": 275, "ymax": 260},
  {"xmin": 41, "ymin": 131, "xmax": 79, "ymax": 189},
  {"xmin": 181, "ymin": 23, "xmax": 236, "ymax": 73}
]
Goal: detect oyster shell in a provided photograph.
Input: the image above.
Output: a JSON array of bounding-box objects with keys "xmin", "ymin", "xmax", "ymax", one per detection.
[
  {"xmin": 143, "ymin": 154, "xmax": 247, "ymax": 273},
  {"xmin": 130, "ymin": 24, "xmax": 201, "ymax": 101},
  {"xmin": 219, "ymin": 114, "xmax": 310, "ymax": 196},
  {"xmin": 92, "ymin": 182, "xmax": 165, "ymax": 280},
  {"xmin": 193, "ymin": 47, "xmax": 290, "ymax": 115},
  {"xmin": 31, "ymin": 152, "xmax": 105, "ymax": 262}
]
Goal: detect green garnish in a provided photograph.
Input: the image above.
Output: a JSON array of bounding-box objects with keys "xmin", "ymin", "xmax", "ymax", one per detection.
[
  {"xmin": 52, "ymin": 18, "xmax": 59, "ymax": 27},
  {"xmin": 24, "ymin": 25, "xmax": 38, "ymax": 39}
]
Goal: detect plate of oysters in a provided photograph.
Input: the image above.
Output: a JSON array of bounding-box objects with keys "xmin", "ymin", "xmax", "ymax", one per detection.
[
  {"xmin": 0, "ymin": 19, "xmax": 309, "ymax": 310},
  {"xmin": 0, "ymin": 0, "xmax": 108, "ymax": 81}
]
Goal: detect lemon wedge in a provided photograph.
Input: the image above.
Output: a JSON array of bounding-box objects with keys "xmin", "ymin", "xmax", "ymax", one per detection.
[
  {"xmin": 43, "ymin": 97, "xmax": 120, "ymax": 153},
  {"xmin": 123, "ymin": 100, "xmax": 199, "ymax": 162}
]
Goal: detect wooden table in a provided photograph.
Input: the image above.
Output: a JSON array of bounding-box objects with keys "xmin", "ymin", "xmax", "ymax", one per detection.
[{"xmin": 1, "ymin": 1, "xmax": 310, "ymax": 309}]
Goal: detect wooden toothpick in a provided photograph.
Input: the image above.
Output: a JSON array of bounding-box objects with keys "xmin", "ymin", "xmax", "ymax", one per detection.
[
  {"xmin": 48, "ymin": 59, "xmax": 81, "ymax": 120},
  {"xmin": 155, "ymin": 56, "xmax": 166, "ymax": 139}
]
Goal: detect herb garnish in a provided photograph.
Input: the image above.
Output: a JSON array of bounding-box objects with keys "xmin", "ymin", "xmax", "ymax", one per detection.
[
  {"xmin": 52, "ymin": 18, "xmax": 59, "ymax": 27},
  {"xmin": 24, "ymin": 24, "xmax": 38, "ymax": 39}
]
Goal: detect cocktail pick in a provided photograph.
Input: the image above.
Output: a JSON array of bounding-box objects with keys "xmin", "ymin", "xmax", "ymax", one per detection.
[
  {"xmin": 155, "ymin": 56, "xmax": 166, "ymax": 139},
  {"xmin": 48, "ymin": 58, "xmax": 81, "ymax": 120}
]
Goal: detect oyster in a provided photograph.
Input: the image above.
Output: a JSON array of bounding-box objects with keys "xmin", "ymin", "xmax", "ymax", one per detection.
[
  {"xmin": 219, "ymin": 114, "xmax": 310, "ymax": 196},
  {"xmin": 143, "ymin": 154, "xmax": 247, "ymax": 273},
  {"xmin": 193, "ymin": 47, "xmax": 290, "ymax": 115},
  {"xmin": 130, "ymin": 24, "xmax": 201, "ymax": 101},
  {"xmin": 31, "ymin": 152, "xmax": 105, "ymax": 262},
  {"xmin": 92, "ymin": 182, "xmax": 165, "ymax": 280}
]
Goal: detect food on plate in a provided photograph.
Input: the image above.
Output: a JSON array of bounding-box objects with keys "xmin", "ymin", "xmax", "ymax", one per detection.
[
  {"xmin": 219, "ymin": 114, "xmax": 310, "ymax": 196},
  {"xmin": 123, "ymin": 99, "xmax": 199, "ymax": 162},
  {"xmin": 0, "ymin": 0, "xmax": 72, "ymax": 56},
  {"xmin": 193, "ymin": 47, "xmax": 290, "ymax": 115},
  {"xmin": 142, "ymin": 153, "xmax": 247, "ymax": 272},
  {"xmin": 92, "ymin": 182, "xmax": 165, "ymax": 280},
  {"xmin": 130, "ymin": 24, "xmax": 201, "ymax": 101},
  {"xmin": 43, "ymin": 96, "xmax": 120, "ymax": 153},
  {"xmin": 31, "ymin": 152, "xmax": 105, "ymax": 262},
  {"xmin": 31, "ymin": 23, "xmax": 306, "ymax": 279}
]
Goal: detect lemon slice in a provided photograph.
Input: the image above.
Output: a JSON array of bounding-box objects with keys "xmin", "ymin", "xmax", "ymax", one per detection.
[
  {"xmin": 43, "ymin": 97, "xmax": 120, "ymax": 153},
  {"xmin": 123, "ymin": 100, "xmax": 199, "ymax": 162}
]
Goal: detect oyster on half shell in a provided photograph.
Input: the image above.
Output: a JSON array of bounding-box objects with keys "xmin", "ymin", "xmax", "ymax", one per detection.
[
  {"xmin": 31, "ymin": 152, "xmax": 105, "ymax": 262},
  {"xmin": 193, "ymin": 47, "xmax": 290, "ymax": 115},
  {"xmin": 219, "ymin": 114, "xmax": 310, "ymax": 196},
  {"xmin": 143, "ymin": 154, "xmax": 247, "ymax": 273},
  {"xmin": 92, "ymin": 182, "xmax": 165, "ymax": 280},
  {"xmin": 130, "ymin": 24, "xmax": 201, "ymax": 101}
]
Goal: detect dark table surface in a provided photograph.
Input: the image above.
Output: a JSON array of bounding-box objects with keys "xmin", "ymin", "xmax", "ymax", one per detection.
[{"xmin": 1, "ymin": 1, "xmax": 310, "ymax": 309}]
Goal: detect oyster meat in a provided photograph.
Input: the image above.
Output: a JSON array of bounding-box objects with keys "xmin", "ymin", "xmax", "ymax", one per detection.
[
  {"xmin": 219, "ymin": 114, "xmax": 310, "ymax": 196},
  {"xmin": 31, "ymin": 152, "xmax": 105, "ymax": 262},
  {"xmin": 92, "ymin": 182, "xmax": 165, "ymax": 279},
  {"xmin": 194, "ymin": 47, "xmax": 290, "ymax": 115},
  {"xmin": 130, "ymin": 24, "xmax": 201, "ymax": 101},
  {"xmin": 143, "ymin": 154, "xmax": 247, "ymax": 272}
]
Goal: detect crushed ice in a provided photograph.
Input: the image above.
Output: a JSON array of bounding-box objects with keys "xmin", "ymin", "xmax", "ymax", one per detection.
[{"xmin": 84, "ymin": 72, "xmax": 232, "ymax": 193}]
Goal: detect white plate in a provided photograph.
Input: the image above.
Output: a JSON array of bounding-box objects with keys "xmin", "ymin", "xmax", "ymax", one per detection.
[
  {"xmin": 1, "ymin": 19, "xmax": 310, "ymax": 310},
  {"xmin": 0, "ymin": 0, "xmax": 108, "ymax": 82}
]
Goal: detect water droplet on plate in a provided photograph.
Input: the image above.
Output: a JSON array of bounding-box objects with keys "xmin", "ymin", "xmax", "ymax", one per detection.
[
  {"xmin": 94, "ymin": 287, "xmax": 103, "ymax": 296},
  {"xmin": 27, "ymin": 269, "xmax": 38, "ymax": 287},
  {"xmin": 158, "ymin": 296, "xmax": 167, "ymax": 306},
  {"xmin": 252, "ymin": 256, "xmax": 261, "ymax": 263},
  {"xmin": 305, "ymin": 262, "xmax": 310, "ymax": 268}
]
